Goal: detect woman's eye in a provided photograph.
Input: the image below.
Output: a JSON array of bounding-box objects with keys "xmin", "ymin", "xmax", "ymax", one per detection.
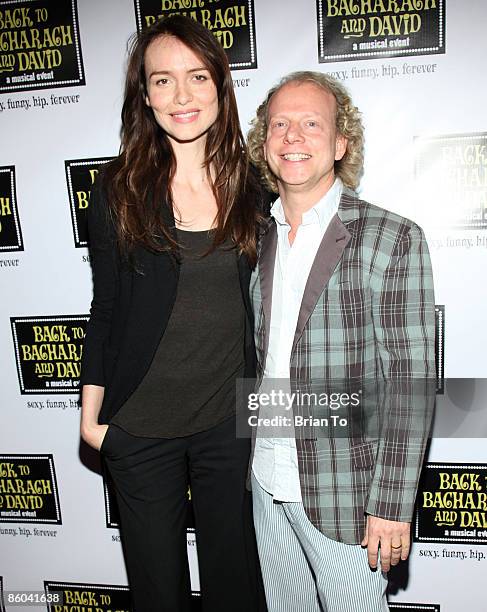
[
  {"xmin": 193, "ymin": 74, "xmax": 208, "ymax": 81},
  {"xmin": 306, "ymin": 121, "xmax": 317, "ymax": 127},
  {"xmin": 156, "ymin": 78, "xmax": 169, "ymax": 85}
]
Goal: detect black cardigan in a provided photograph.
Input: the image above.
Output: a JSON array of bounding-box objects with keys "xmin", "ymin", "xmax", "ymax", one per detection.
[{"xmin": 81, "ymin": 175, "xmax": 259, "ymax": 425}]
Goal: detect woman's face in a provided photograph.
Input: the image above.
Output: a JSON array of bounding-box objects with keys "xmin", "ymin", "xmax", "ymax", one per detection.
[{"xmin": 144, "ymin": 35, "xmax": 219, "ymax": 145}]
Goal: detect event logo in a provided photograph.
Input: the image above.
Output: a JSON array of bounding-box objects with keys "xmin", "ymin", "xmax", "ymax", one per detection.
[
  {"xmin": 44, "ymin": 582, "xmax": 131, "ymax": 612},
  {"xmin": 414, "ymin": 463, "xmax": 487, "ymax": 545},
  {"xmin": 316, "ymin": 0, "xmax": 445, "ymax": 63},
  {"xmin": 11, "ymin": 315, "xmax": 88, "ymax": 394},
  {"xmin": 389, "ymin": 605, "xmax": 440, "ymax": 612},
  {"xmin": 435, "ymin": 305, "xmax": 444, "ymax": 394},
  {"xmin": 65, "ymin": 158, "xmax": 113, "ymax": 248},
  {"xmin": 0, "ymin": 0, "xmax": 85, "ymax": 94},
  {"xmin": 0, "ymin": 455, "xmax": 61, "ymax": 524},
  {"xmin": 133, "ymin": 0, "xmax": 257, "ymax": 69},
  {"xmin": 415, "ymin": 132, "xmax": 487, "ymax": 230},
  {"xmin": 0, "ymin": 166, "xmax": 23, "ymax": 252}
]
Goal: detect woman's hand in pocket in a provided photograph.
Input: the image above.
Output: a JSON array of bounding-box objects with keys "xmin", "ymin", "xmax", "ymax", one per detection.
[
  {"xmin": 80, "ymin": 385, "xmax": 107, "ymax": 451},
  {"xmin": 81, "ymin": 423, "xmax": 110, "ymax": 452}
]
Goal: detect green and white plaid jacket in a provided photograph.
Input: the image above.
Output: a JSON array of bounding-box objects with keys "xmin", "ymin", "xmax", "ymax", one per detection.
[{"xmin": 249, "ymin": 188, "xmax": 436, "ymax": 544}]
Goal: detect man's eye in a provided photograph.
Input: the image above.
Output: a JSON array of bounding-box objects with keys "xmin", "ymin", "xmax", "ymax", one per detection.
[{"xmin": 306, "ymin": 121, "xmax": 317, "ymax": 127}]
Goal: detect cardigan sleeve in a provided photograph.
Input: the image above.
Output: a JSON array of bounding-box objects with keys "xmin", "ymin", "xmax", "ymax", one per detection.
[{"xmin": 80, "ymin": 174, "xmax": 120, "ymax": 387}]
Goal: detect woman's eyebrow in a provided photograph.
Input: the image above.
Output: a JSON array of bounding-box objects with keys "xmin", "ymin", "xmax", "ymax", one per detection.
[{"xmin": 148, "ymin": 66, "xmax": 208, "ymax": 78}]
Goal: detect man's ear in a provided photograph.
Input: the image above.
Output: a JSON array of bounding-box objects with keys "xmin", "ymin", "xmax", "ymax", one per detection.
[{"xmin": 335, "ymin": 133, "xmax": 348, "ymax": 161}]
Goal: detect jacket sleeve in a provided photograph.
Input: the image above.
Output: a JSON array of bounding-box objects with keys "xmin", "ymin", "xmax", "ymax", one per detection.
[
  {"xmin": 80, "ymin": 174, "xmax": 119, "ymax": 387},
  {"xmin": 366, "ymin": 222, "xmax": 436, "ymax": 522}
]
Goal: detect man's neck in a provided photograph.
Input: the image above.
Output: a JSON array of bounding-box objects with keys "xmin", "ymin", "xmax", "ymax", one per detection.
[{"xmin": 279, "ymin": 174, "xmax": 336, "ymax": 234}]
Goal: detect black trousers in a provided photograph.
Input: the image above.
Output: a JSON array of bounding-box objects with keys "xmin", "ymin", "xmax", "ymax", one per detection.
[{"xmin": 102, "ymin": 416, "xmax": 266, "ymax": 612}]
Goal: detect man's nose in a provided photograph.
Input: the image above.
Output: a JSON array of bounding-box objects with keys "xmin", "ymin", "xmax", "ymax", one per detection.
[{"xmin": 284, "ymin": 123, "xmax": 304, "ymax": 143}]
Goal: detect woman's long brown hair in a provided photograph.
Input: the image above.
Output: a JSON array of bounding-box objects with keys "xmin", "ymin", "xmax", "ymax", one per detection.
[{"xmin": 103, "ymin": 15, "xmax": 260, "ymax": 266}]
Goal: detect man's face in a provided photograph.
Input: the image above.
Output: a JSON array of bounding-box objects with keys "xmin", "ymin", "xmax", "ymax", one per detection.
[{"xmin": 264, "ymin": 81, "xmax": 347, "ymax": 196}]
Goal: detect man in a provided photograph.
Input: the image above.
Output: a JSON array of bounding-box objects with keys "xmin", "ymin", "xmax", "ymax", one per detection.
[{"xmin": 246, "ymin": 72, "xmax": 436, "ymax": 611}]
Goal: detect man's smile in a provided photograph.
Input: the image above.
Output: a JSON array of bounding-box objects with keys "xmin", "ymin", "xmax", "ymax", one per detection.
[{"xmin": 280, "ymin": 153, "xmax": 312, "ymax": 161}]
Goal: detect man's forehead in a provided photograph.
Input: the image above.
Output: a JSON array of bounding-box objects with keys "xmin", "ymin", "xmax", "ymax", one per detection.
[{"xmin": 267, "ymin": 81, "xmax": 336, "ymax": 117}]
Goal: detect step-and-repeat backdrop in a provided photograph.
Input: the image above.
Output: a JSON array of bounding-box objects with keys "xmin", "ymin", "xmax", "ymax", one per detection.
[{"xmin": 1, "ymin": 1, "xmax": 486, "ymax": 610}]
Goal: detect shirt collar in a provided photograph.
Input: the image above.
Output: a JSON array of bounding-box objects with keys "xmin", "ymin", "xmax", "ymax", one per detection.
[{"xmin": 270, "ymin": 177, "xmax": 343, "ymax": 232}]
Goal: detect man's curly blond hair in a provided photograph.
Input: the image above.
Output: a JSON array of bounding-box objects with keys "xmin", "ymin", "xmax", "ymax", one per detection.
[{"xmin": 247, "ymin": 71, "xmax": 364, "ymax": 193}]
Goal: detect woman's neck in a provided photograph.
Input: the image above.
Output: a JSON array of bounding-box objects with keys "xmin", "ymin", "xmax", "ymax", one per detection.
[
  {"xmin": 169, "ymin": 137, "xmax": 218, "ymax": 231},
  {"xmin": 171, "ymin": 137, "xmax": 210, "ymax": 191}
]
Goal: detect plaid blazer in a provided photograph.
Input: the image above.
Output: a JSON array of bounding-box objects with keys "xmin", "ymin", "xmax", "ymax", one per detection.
[{"xmin": 249, "ymin": 188, "xmax": 436, "ymax": 545}]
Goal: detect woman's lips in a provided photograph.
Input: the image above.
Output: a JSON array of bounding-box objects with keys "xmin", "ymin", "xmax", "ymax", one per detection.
[{"xmin": 170, "ymin": 110, "xmax": 200, "ymax": 123}]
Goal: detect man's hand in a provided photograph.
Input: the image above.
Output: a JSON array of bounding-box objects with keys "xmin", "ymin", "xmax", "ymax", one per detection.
[{"xmin": 361, "ymin": 515, "xmax": 411, "ymax": 572}]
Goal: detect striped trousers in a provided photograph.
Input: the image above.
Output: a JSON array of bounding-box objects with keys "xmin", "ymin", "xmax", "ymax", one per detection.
[{"xmin": 252, "ymin": 473, "xmax": 389, "ymax": 612}]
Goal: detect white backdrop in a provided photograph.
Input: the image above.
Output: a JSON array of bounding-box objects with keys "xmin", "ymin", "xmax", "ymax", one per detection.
[{"xmin": 1, "ymin": 1, "xmax": 486, "ymax": 610}]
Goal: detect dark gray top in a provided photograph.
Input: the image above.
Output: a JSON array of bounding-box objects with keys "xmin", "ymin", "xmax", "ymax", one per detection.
[{"xmin": 110, "ymin": 228, "xmax": 245, "ymax": 438}]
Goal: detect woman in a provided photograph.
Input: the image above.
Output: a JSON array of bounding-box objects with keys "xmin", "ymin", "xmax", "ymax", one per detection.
[{"xmin": 80, "ymin": 15, "xmax": 265, "ymax": 612}]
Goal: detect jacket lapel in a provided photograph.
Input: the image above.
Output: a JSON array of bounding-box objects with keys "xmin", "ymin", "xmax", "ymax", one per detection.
[{"xmin": 292, "ymin": 188, "xmax": 360, "ymax": 352}]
